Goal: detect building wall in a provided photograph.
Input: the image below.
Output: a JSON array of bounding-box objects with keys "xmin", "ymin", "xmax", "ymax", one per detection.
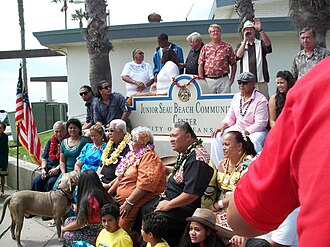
[{"xmin": 66, "ymin": 31, "xmax": 330, "ymax": 122}]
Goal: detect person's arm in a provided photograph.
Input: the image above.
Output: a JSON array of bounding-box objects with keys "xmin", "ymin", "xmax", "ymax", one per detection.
[
  {"xmin": 227, "ymin": 195, "xmax": 267, "ymax": 237},
  {"xmin": 245, "ymin": 99, "xmax": 269, "ymax": 134},
  {"xmin": 155, "ymin": 192, "xmax": 199, "ymax": 212},
  {"xmin": 254, "ymin": 17, "xmax": 271, "ymax": 46},
  {"xmin": 82, "ymin": 122, "xmax": 93, "ymax": 130},
  {"xmin": 268, "ymin": 94, "xmax": 277, "ymax": 128},
  {"xmin": 74, "ymin": 161, "xmax": 83, "ymax": 174},
  {"xmin": 212, "ymin": 122, "xmax": 229, "ymax": 138},
  {"xmin": 230, "ymin": 63, "xmax": 237, "ymax": 86},
  {"xmin": 121, "ymin": 111, "xmax": 131, "ymax": 122},
  {"xmin": 61, "ymin": 218, "xmax": 84, "ymax": 237},
  {"xmin": 59, "ymin": 143, "xmax": 66, "ymax": 174},
  {"xmin": 198, "ymin": 64, "xmax": 204, "ymax": 78},
  {"xmin": 108, "ymin": 178, "xmax": 119, "ymax": 195},
  {"xmin": 236, "ymin": 39, "xmax": 248, "ymax": 59},
  {"xmin": 119, "ymin": 188, "xmax": 149, "ymax": 217}
]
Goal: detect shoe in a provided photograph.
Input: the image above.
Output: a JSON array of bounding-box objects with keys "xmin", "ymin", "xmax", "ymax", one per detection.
[
  {"xmin": 42, "ymin": 216, "xmax": 52, "ymax": 221},
  {"xmin": 48, "ymin": 219, "xmax": 56, "ymax": 227}
]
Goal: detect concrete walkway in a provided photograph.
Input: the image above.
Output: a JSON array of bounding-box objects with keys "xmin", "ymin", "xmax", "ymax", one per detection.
[{"xmin": 0, "ymin": 186, "xmax": 63, "ymax": 247}]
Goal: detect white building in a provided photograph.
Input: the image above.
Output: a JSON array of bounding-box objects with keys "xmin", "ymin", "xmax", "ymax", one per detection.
[{"xmin": 33, "ymin": 0, "xmax": 329, "ymax": 120}]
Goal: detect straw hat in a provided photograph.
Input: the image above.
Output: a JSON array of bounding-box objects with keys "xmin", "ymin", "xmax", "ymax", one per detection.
[
  {"xmin": 186, "ymin": 208, "xmax": 217, "ymax": 231},
  {"xmin": 242, "ymin": 20, "xmax": 254, "ymax": 30}
]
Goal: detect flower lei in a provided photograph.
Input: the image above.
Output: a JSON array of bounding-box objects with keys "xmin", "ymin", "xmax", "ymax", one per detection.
[
  {"xmin": 115, "ymin": 143, "xmax": 155, "ymax": 179},
  {"xmin": 172, "ymin": 75, "xmax": 199, "ymax": 89},
  {"xmin": 49, "ymin": 134, "xmax": 68, "ymax": 160},
  {"xmin": 101, "ymin": 133, "xmax": 131, "ymax": 166},
  {"xmin": 172, "ymin": 138, "xmax": 203, "ymax": 175}
]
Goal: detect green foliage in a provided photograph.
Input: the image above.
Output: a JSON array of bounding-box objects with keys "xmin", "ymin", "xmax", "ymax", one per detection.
[
  {"xmin": 72, "ymin": 8, "xmax": 86, "ymax": 21},
  {"xmin": 8, "ymin": 131, "xmax": 53, "ymax": 164}
]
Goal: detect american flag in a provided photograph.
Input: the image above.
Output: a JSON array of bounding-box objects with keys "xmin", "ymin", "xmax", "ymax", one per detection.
[{"xmin": 15, "ymin": 65, "xmax": 42, "ymax": 165}]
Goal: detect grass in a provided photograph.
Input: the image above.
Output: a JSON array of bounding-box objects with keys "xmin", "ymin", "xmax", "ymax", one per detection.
[{"xmin": 9, "ymin": 131, "xmax": 53, "ymax": 164}]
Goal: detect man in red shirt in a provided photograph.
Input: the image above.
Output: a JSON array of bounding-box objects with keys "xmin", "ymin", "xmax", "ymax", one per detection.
[
  {"xmin": 198, "ymin": 24, "xmax": 236, "ymax": 94},
  {"xmin": 227, "ymin": 57, "xmax": 330, "ymax": 246}
]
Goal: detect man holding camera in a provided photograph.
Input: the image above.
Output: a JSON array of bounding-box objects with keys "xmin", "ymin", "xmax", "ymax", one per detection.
[{"xmin": 236, "ymin": 18, "xmax": 272, "ymax": 100}]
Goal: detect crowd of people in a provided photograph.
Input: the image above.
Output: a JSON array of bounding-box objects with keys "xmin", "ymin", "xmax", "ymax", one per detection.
[{"xmin": 1, "ymin": 17, "xmax": 329, "ymax": 247}]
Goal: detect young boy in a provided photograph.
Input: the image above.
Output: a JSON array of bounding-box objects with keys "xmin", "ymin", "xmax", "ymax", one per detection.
[
  {"xmin": 96, "ymin": 203, "xmax": 133, "ymax": 247},
  {"xmin": 141, "ymin": 212, "xmax": 169, "ymax": 247}
]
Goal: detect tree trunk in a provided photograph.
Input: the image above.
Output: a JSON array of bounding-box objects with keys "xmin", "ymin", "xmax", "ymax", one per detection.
[
  {"xmin": 85, "ymin": 0, "xmax": 113, "ymax": 93},
  {"xmin": 17, "ymin": 0, "xmax": 27, "ymax": 88}
]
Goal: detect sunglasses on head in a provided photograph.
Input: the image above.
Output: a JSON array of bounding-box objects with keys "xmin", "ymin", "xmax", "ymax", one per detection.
[
  {"xmin": 238, "ymin": 81, "xmax": 249, "ymax": 85},
  {"xmin": 102, "ymin": 85, "xmax": 111, "ymax": 90},
  {"xmin": 79, "ymin": 91, "xmax": 88, "ymax": 96}
]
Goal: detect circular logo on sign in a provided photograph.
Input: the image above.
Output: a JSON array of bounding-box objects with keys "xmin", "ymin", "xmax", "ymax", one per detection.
[{"xmin": 178, "ymin": 88, "xmax": 191, "ymax": 102}]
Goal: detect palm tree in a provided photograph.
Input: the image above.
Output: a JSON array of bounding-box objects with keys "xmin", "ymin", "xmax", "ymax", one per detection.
[
  {"xmin": 51, "ymin": 0, "xmax": 74, "ymax": 29},
  {"xmin": 289, "ymin": 0, "xmax": 329, "ymax": 48},
  {"xmin": 17, "ymin": 0, "xmax": 27, "ymax": 88},
  {"xmin": 72, "ymin": 8, "xmax": 86, "ymax": 28},
  {"xmin": 85, "ymin": 0, "xmax": 113, "ymax": 92}
]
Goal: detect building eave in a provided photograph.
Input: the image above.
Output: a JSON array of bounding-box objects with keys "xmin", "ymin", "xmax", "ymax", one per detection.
[{"xmin": 33, "ymin": 17, "xmax": 295, "ymax": 47}]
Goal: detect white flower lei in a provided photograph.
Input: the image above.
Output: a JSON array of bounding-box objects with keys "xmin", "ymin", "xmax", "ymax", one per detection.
[{"xmin": 101, "ymin": 133, "xmax": 131, "ymax": 166}]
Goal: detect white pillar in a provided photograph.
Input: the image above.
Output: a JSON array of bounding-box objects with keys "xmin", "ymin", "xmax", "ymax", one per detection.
[{"xmin": 46, "ymin": 81, "xmax": 53, "ymax": 102}]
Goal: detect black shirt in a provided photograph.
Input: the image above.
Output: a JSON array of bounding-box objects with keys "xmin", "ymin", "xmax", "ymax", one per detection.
[{"xmin": 185, "ymin": 43, "xmax": 204, "ymax": 75}]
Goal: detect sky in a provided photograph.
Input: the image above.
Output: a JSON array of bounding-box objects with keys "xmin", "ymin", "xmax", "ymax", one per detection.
[{"xmin": 0, "ymin": 0, "xmax": 214, "ymax": 112}]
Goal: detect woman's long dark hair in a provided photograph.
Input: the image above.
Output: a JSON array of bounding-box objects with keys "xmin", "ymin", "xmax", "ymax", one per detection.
[
  {"xmin": 227, "ymin": 131, "xmax": 257, "ymax": 156},
  {"xmin": 179, "ymin": 222, "xmax": 225, "ymax": 247},
  {"xmin": 275, "ymin": 70, "xmax": 295, "ymax": 117},
  {"xmin": 76, "ymin": 170, "xmax": 114, "ymax": 225},
  {"xmin": 161, "ymin": 47, "xmax": 179, "ymax": 66}
]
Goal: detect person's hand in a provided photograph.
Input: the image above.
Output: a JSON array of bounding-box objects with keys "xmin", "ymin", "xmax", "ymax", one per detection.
[
  {"xmin": 41, "ymin": 169, "xmax": 47, "ymax": 179},
  {"xmin": 136, "ymin": 81, "xmax": 146, "ymax": 92},
  {"xmin": 49, "ymin": 168, "xmax": 59, "ymax": 176},
  {"xmin": 119, "ymin": 201, "xmax": 133, "ymax": 218},
  {"xmin": 212, "ymin": 126, "xmax": 225, "ymax": 138},
  {"xmin": 229, "ymin": 235, "xmax": 247, "ymax": 247},
  {"xmin": 71, "ymin": 204, "xmax": 77, "ymax": 213},
  {"xmin": 155, "ymin": 200, "xmax": 172, "ymax": 212},
  {"xmin": 253, "ymin": 17, "xmax": 262, "ymax": 31},
  {"xmin": 151, "ymin": 84, "xmax": 157, "ymax": 91}
]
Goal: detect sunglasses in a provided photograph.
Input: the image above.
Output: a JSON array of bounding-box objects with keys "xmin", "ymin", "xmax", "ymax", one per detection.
[
  {"xmin": 106, "ymin": 128, "xmax": 116, "ymax": 133},
  {"xmin": 137, "ymin": 52, "xmax": 144, "ymax": 55},
  {"xmin": 79, "ymin": 91, "xmax": 88, "ymax": 96},
  {"xmin": 238, "ymin": 81, "xmax": 249, "ymax": 85},
  {"xmin": 102, "ymin": 85, "xmax": 111, "ymax": 90}
]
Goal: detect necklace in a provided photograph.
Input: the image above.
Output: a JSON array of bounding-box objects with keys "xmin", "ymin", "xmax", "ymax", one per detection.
[
  {"xmin": 49, "ymin": 133, "xmax": 69, "ymax": 160},
  {"xmin": 101, "ymin": 133, "xmax": 131, "ymax": 166},
  {"xmin": 115, "ymin": 143, "xmax": 155, "ymax": 179},
  {"xmin": 239, "ymin": 97, "xmax": 253, "ymax": 117},
  {"xmin": 221, "ymin": 153, "xmax": 246, "ymax": 186},
  {"xmin": 172, "ymin": 138, "xmax": 203, "ymax": 175},
  {"xmin": 64, "ymin": 137, "xmax": 82, "ymax": 151}
]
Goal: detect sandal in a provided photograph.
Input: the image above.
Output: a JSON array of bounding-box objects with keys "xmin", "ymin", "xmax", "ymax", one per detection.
[{"xmin": 48, "ymin": 219, "xmax": 56, "ymax": 227}]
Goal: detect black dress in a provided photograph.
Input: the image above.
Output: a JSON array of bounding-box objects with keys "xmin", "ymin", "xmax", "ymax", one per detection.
[{"xmin": 0, "ymin": 133, "xmax": 9, "ymax": 176}]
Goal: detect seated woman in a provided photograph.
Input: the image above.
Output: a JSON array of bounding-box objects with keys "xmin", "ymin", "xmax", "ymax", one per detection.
[
  {"xmin": 97, "ymin": 119, "xmax": 131, "ymax": 191},
  {"xmin": 32, "ymin": 121, "xmax": 68, "ymax": 192},
  {"xmin": 112, "ymin": 126, "xmax": 166, "ymax": 244},
  {"xmin": 269, "ymin": 71, "xmax": 295, "ymax": 128},
  {"xmin": 61, "ymin": 170, "xmax": 114, "ymax": 247},
  {"xmin": 156, "ymin": 47, "xmax": 180, "ymax": 95},
  {"xmin": 180, "ymin": 208, "xmax": 225, "ymax": 247},
  {"xmin": 210, "ymin": 131, "xmax": 256, "ymax": 212},
  {"xmin": 74, "ymin": 125, "xmax": 106, "ymax": 174},
  {"xmin": 59, "ymin": 118, "xmax": 89, "ymax": 176}
]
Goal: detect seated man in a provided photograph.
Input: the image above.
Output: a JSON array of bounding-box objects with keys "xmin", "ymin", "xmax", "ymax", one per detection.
[
  {"xmin": 31, "ymin": 121, "xmax": 68, "ymax": 192},
  {"xmin": 137, "ymin": 121, "xmax": 213, "ymax": 247},
  {"xmin": 93, "ymin": 80, "xmax": 131, "ymax": 130},
  {"xmin": 211, "ymin": 72, "xmax": 268, "ymax": 167}
]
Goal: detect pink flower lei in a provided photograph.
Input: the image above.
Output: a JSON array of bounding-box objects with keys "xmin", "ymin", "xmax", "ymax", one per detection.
[{"xmin": 115, "ymin": 143, "xmax": 155, "ymax": 179}]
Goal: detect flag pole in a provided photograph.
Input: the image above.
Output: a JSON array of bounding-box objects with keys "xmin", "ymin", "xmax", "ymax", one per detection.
[{"xmin": 16, "ymin": 125, "xmax": 20, "ymax": 191}]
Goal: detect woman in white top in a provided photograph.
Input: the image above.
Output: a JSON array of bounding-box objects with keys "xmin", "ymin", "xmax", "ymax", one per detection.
[
  {"xmin": 156, "ymin": 47, "xmax": 179, "ymax": 95},
  {"xmin": 121, "ymin": 49, "xmax": 154, "ymax": 97}
]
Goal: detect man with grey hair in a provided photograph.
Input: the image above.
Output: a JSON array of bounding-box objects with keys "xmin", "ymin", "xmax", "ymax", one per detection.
[
  {"xmin": 31, "ymin": 121, "xmax": 67, "ymax": 193},
  {"xmin": 198, "ymin": 24, "xmax": 237, "ymax": 93},
  {"xmin": 292, "ymin": 27, "xmax": 329, "ymax": 80},
  {"xmin": 97, "ymin": 119, "xmax": 131, "ymax": 191},
  {"xmin": 185, "ymin": 32, "xmax": 204, "ymax": 75}
]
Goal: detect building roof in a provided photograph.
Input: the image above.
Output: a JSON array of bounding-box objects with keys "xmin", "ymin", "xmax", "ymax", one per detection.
[{"xmin": 33, "ymin": 17, "xmax": 295, "ymax": 47}]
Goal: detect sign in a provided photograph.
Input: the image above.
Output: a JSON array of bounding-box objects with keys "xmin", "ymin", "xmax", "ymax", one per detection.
[{"xmin": 130, "ymin": 75, "xmax": 234, "ymax": 137}]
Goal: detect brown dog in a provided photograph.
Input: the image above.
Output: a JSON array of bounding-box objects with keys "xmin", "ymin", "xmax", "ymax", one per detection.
[{"xmin": 0, "ymin": 171, "xmax": 79, "ymax": 247}]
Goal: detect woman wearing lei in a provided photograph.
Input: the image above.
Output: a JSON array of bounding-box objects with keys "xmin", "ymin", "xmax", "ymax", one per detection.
[
  {"xmin": 31, "ymin": 121, "xmax": 69, "ymax": 193},
  {"xmin": 112, "ymin": 126, "xmax": 166, "ymax": 246},
  {"xmin": 97, "ymin": 119, "xmax": 131, "ymax": 191},
  {"xmin": 209, "ymin": 131, "xmax": 256, "ymax": 213}
]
